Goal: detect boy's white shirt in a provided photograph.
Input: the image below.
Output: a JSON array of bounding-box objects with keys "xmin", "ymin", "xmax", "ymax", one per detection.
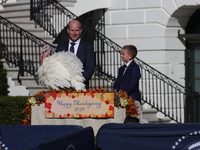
[{"xmin": 123, "ymin": 59, "xmax": 133, "ymax": 75}]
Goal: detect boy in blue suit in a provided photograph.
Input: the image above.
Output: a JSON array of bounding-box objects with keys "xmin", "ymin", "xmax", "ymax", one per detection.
[{"xmin": 114, "ymin": 45, "xmax": 141, "ymax": 102}]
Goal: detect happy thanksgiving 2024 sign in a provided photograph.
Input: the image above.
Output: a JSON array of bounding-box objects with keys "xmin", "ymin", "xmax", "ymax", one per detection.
[{"xmin": 45, "ymin": 93, "xmax": 114, "ymax": 118}]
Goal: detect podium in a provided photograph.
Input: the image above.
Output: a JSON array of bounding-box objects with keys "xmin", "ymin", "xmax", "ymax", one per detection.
[{"xmin": 31, "ymin": 103, "xmax": 126, "ymax": 135}]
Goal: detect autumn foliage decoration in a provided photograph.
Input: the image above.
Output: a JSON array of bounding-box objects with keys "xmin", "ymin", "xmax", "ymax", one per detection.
[
  {"xmin": 113, "ymin": 90, "xmax": 139, "ymax": 117},
  {"xmin": 21, "ymin": 88, "xmax": 138, "ymax": 125}
]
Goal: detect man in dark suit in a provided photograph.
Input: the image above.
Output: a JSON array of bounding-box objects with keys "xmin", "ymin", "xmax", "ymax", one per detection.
[
  {"xmin": 56, "ymin": 20, "xmax": 94, "ymax": 89},
  {"xmin": 114, "ymin": 45, "xmax": 141, "ymax": 102}
]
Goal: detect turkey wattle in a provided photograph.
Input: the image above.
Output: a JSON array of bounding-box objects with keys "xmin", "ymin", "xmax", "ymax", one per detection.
[{"xmin": 37, "ymin": 45, "xmax": 86, "ymax": 91}]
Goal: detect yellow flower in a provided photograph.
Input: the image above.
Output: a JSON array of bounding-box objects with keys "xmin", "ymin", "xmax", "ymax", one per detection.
[
  {"xmin": 29, "ymin": 97, "xmax": 36, "ymax": 106},
  {"xmin": 120, "ymin": 98, "xmax": 128, "ymax": 107}
]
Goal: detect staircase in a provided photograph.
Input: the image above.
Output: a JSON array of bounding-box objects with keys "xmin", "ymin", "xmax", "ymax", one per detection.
[
  {"xmin": 0, "ymin": 0, "xmax": 77, "ymax": 96},
  {"xmin": 0, "ymin": 0, "xmax": 172, "ymax": 123},
  {"xmin": 1, "ymin": 1, "xmax": 47, "ymax": 95}
]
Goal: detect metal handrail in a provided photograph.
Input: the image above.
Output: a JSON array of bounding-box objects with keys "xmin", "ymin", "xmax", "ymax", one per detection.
[
  {"xmin": 29, "ymin": 0, "xmax": 200, "ymax": 123},
  {"xmin": 30, "ymin": 0, "xmax": 122, "ymax": 78},
  {"xmin": 0, "ymin": 15, "xmax": 56, "ymax": 84},
  {"xmin": 0, "ymin": 0, "xmax": 7, "ymax": 5},
  {"xmin": 0, "ymin": 16, "xmax": 113, "ymax": 90}
]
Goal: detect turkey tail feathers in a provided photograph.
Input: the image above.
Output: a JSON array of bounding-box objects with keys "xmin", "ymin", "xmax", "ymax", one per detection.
[{"xmin": 37, "ymin": 51, "xmax": 86, "ymax": 91}]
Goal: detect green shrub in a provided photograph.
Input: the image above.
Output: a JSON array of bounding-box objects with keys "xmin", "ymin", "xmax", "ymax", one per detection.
[
  {"xmin": 0, "ymin": 96, "xmax": 29, "ymax": 125},
  {"xmin": 0, "ymin": 61, "xmax": 9, "ymax": 96},
  {"xmin": 0, "ymin": 41, "xmax": 9, "ymax": 96}
]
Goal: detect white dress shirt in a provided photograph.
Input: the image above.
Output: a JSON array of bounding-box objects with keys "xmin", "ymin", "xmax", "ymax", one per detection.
[{"xmin": 123, "ymin": 60, "xmax": 133, "ymax": 75}]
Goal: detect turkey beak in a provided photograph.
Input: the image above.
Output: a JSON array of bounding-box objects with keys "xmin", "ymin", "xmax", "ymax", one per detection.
[{"xmin": 42, "ymin": 49, "xmax": 47, "ymax": 54}]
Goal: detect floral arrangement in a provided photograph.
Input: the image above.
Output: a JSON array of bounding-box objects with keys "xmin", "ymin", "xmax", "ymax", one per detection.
[{"xmin": 21, "ymin": 88, "xmax": 139, "ymax": 125}]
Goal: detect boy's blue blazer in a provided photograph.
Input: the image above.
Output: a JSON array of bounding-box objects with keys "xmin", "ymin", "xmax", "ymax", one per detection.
[{"xmin": 114, "ymin": 60, "xmax": 141, "ymax": 102}]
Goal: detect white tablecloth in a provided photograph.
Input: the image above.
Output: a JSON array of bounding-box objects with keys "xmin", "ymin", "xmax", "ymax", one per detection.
[{"xmin": 31, "ymin": 104, "xmax": 126, "ymax": 135}]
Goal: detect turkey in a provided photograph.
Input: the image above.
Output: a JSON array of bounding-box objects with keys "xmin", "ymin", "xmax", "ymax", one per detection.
[{"xmin": 37, "ymin": 45, "xmax": 86, "ymax": 91}]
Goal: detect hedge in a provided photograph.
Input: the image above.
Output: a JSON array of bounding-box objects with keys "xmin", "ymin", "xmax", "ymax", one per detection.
[
  {"xmin": 0, "ymin": 96, "xmax": 29, "ymax": 125},
  {"xmin": 0, "ymin": 40, "xmax": 9, "ymax": 96}
]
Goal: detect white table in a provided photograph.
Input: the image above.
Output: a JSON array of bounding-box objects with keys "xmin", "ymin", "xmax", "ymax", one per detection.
[{"xmin": 31, "ymin": 104, "xmax": 126, "ymax": 135}]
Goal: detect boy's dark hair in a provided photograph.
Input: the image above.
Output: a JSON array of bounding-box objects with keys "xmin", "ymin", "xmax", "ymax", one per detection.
[
  {"xmin": 123, "ymin": 45, "xmax": 137, "ymax": 59},
  {"xmin": 124, "ymin": 116, "xmax": 139, "ymax": 124}
]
